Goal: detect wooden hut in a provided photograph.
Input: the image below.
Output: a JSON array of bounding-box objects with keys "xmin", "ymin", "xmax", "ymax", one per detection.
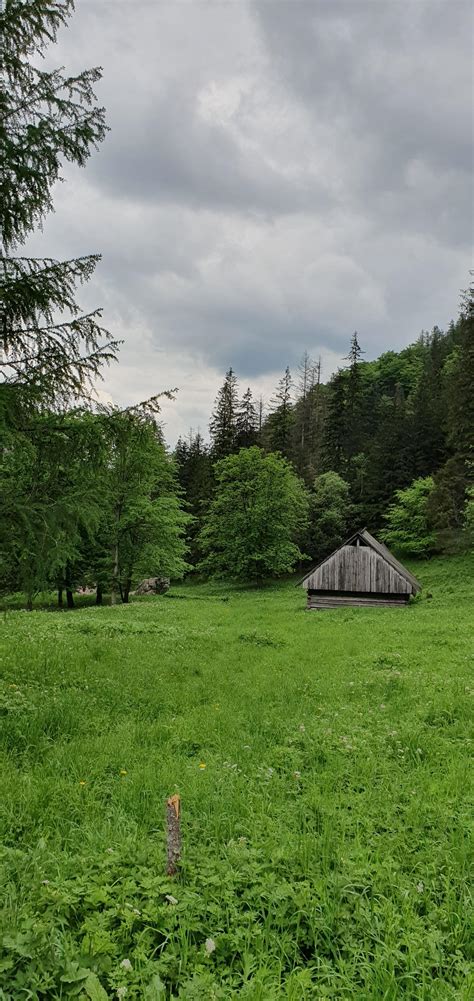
[{"xmin": 300, "ymin": 528, "xmax": 420, "ymax": 610}]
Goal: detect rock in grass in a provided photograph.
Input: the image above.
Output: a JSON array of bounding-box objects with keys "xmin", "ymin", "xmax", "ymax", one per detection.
[{"xmin": 135, "ymin": 576, "xmax": 170, "ymax": 596}]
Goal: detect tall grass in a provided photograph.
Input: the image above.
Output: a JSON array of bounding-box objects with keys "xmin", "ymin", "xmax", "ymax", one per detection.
[{"xmin": 0, "ymin": 555, "xmax": 472, "ymax": 999}]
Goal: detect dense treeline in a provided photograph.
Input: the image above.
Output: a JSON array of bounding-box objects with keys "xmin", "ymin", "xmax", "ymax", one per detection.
[
  {"xmin": 1, "ymin": 1, "xmax": 472, "ymax": 606},
  {"xmin": 175, "ymin": 298, "xmax": 474, "ymax": 573},
  {"xmin": 0, "ymin": 0, "xmax": 189, "ymax": 607}
]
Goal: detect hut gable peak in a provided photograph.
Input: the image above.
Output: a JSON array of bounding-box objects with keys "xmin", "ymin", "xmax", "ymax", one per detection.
[{"xmin": 300, "ymin": 528, "xmax": 421, "ymax": 601}]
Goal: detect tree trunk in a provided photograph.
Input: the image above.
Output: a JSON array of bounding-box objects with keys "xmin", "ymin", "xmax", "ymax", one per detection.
[
  {"xmin": 111, "ymin": 536, "xmax": 120, "ymax": 605},
  {"xmin": 65, "ymin": 563, "xmax": 75, "ymax": 609},
  {"xmin": 122, "ymin": 578, "xmax": 132, "ymax": 604},
  {"xmin": 96, "ymin": 584, "xmax": 103, "ymax": 606},
  {"xmin": 58, "ymin": 587, "xmax": 63, "ymax": 607},
  {"xmin": 26, "ymin": 594, "xmax": 33, "ymax": 612}
]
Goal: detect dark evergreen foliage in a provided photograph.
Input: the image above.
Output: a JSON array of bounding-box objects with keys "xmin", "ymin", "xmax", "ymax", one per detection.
[{"xmin": 209, "ymin": 368, "xmax": 239, "ymax": 460}]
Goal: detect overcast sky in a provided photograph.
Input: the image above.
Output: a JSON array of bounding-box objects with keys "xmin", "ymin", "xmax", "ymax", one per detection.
[{"xmin": 30, "ymin": 0, "xmax": 472, "ymax": 444}]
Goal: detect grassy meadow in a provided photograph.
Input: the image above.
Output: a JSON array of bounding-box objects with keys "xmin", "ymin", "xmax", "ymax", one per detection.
[{"xmin": 0, "ymin": 555, "xmax": 473, "ymax": 1000}]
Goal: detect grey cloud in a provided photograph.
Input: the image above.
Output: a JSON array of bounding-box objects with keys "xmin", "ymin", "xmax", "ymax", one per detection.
[
  {"xmin": 24, "ymin": 0, "xmax": 471, "ymax": 442},
  {"xmin": 91, "ymin": 85, "xmax": 321, "ymax": 215}
]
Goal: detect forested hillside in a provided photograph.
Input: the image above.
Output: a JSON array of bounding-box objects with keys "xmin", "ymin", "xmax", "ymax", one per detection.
[{"xmin": 175, "ymin": 300, "xmax": 474, "ymax": 571}]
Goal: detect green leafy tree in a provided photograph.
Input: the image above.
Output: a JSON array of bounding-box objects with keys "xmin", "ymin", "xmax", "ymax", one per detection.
[
  {"xmin": 199, "ymin": 447, "xmax": 309, "ymax": 581},
  {"xmin": 100, "ymin": 410, "xmax": 189, "ymax": 603},
  {"xmin": 0, "ymin": 409, "xmax": 106, "ymax": 608},
  {"xmin": 463, "ymin": 482, "xmax": 474, "ymax": 550},
  {"xmin": 308, "ymin": 471, "xmax": 351, "ymax": 561},
  {"xmin": 381, "ymin": 476, "xmax": 436, "ymax": 556}
]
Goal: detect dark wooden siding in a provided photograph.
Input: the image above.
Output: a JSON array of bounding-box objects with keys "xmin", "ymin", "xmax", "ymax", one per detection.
[
  {"xmin": 307, "ymin": 591, "xmax": 410, "ymax": 610},
  {"xmin": 303, "ymin": 545, "xmax": 413, "ymax": 595}
]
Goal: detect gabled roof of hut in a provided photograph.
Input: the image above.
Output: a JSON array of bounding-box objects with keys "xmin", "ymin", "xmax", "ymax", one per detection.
[{"xmin": 299, "ymin": 528, "xmax": 421, "ymax": 593}]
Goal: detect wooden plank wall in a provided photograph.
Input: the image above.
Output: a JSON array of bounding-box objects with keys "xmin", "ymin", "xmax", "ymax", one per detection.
[
  {"xmin": 304, "ymin": 545, "xmax": 412, "ymax": 595},
  {"xmin": 307, "ymin": 593, "xmax": 409, "ymax": 609}
]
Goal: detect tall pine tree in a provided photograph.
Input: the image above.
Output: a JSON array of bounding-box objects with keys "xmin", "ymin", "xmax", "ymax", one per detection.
[
  {"xmin": 264, "ymin": 366, "xmax": 294, "ymax": 459},
  {"xmin": 0, "ymin": 0, "xmax": 118, "ymax": 408},
  {"xmin": 209, "ymin": 368, "xmax": 239, "ymax": 460},
  {"xmin": 236, "ymin": 387, "xmax": 258, "ymax": 449}
]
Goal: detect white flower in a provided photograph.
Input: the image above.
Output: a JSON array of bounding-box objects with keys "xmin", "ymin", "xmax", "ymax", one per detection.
[
  {"xmin": 165, "ymin": 894, "xmax": 178, "ymax": 905},
  {"xmin": 205, "ymin": 937, "xmax": 216, "ymax": 954},
  {"xmin": 293, "ymin": 771, "xmax": 301, "ymax": 779},
  {"xmin": 41, "ymin": 879, "xmax": 50, "ymax": 885},
  {"xmin": 117, "ymin": 989, "xmax": 128, "ymax": 1000},
  {"xmin": 120, "ymin": 958, "xmax": 133, "ymax": 971},
  {"xmin": 416, "ymin": 881, "xmax": 424, "ymax": 893},
  {"xmin": 299, "ymin": 723, "xmax": 306, "ymax": 732}
]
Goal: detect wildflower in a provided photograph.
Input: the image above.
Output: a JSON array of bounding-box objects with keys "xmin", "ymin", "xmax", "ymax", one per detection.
[
  {"xmin": 120, "ymin": 769, "xmax": 127, "ymax": 776},
  {"xmin": 165, "ymin": 894, "xmax": 178, "ymax": 905},
  {"xmin": 205, "ymin": 937, "xmax": 216, "ymax": 954},
  {"xmin": 416, "ymin": 881, "xmax": 424, "ymax": 893},
  {"xmin": 199, "ymin": 762, "xmax": 206, "ymax": 769},
  {"xmin": 380, "ymin": 704, "xmax": 386, "ymax": 710},
  {"xmin": 106, "ymin": 847, "xmax": 114, "ymax": 853},
  {"xmin": 117, "ymin": 989, "xmax": 127, "ymax": 1000},
  {"xmin": 79, "ymin": 780, "xmax": 87, "ymax": 786},
  {"xmin": 293, "ymin": 771, "xmax": 301, "ymax": 780},
  {"xmin": 120, "ymin": 959, "xmax": 133, "ymax": 972},
  {"xmin": 299, "ymin": 723, "xmax": 306, "ymax": 732},
  {"xmin": 132, "ymin": 908, "xmax": 141, "ymax": 916},
  {"xmin": 41, "ymin": 879, "xmax": 50, "ymax": 885}
]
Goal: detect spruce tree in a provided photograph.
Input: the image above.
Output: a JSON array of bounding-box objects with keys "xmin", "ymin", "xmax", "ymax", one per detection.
[
  {"xmin": 209, "ymin": 368, "xmax": 239, "ymax": 459},
  {"xmin": 322, "ymin": 369, "xmax": 347, "ymax": 475},
  {"xmin": 448, "ymin": 279, "xmax": 474, "ymax": 470},
  {"xmin": 409, "ymin": 327, "xmax": 449, "ymax": 478},
  {"xmin": 344, "ymin": 331, "xmax": 366, "ymax": 464},
  {"xmin": 236, "ymin": 387, "xmax": 258, "ymax": 449},
  {"xmin": 0, "ymin": 0, "xmax": 118, "ymax": 408},
  {"xmin": 174, "ymin": 430, "xmax": 214, "ymax": 565},
  {"xmin": 264, "ymin": 366, "xmax": 294, "ymax": 460}
]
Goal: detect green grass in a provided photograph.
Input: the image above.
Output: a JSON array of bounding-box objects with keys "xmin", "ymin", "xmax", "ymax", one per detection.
[{"xmin": 0, "ymin": 555, "xmax": 473, "ymax": 1000}]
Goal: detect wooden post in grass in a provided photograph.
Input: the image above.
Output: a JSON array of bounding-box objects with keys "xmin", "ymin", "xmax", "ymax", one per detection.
[{"xmin": 166, "ymin": 794, "xmax": 181, "ymax": 876}]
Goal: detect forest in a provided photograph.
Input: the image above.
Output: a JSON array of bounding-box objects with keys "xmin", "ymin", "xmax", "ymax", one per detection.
[
  {"xmin": 2, "ymin": 304, "xmax": 473, "ymax": 607},
  {"xmin": 1, "ymin": 0, "xmax": 472, "ymax": 609}
]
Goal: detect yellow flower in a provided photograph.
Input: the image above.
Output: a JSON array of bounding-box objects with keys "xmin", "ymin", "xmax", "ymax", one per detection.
[
  {"xmin": 120, "ymin": 769, "xmax": 127, "ymax": 776},
  {"xmin": 198, "ymin": 762, "xmax": 206, "ymax": 770},
  {"xmin": 79, "ymin": 780, "xmax": 87, "ymax": 786}
]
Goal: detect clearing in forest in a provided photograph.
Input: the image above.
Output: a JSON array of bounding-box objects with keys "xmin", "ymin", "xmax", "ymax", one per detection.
[{"xmin": 0, "ymin": 555, "xmax": 472, "ymax": 1000}]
